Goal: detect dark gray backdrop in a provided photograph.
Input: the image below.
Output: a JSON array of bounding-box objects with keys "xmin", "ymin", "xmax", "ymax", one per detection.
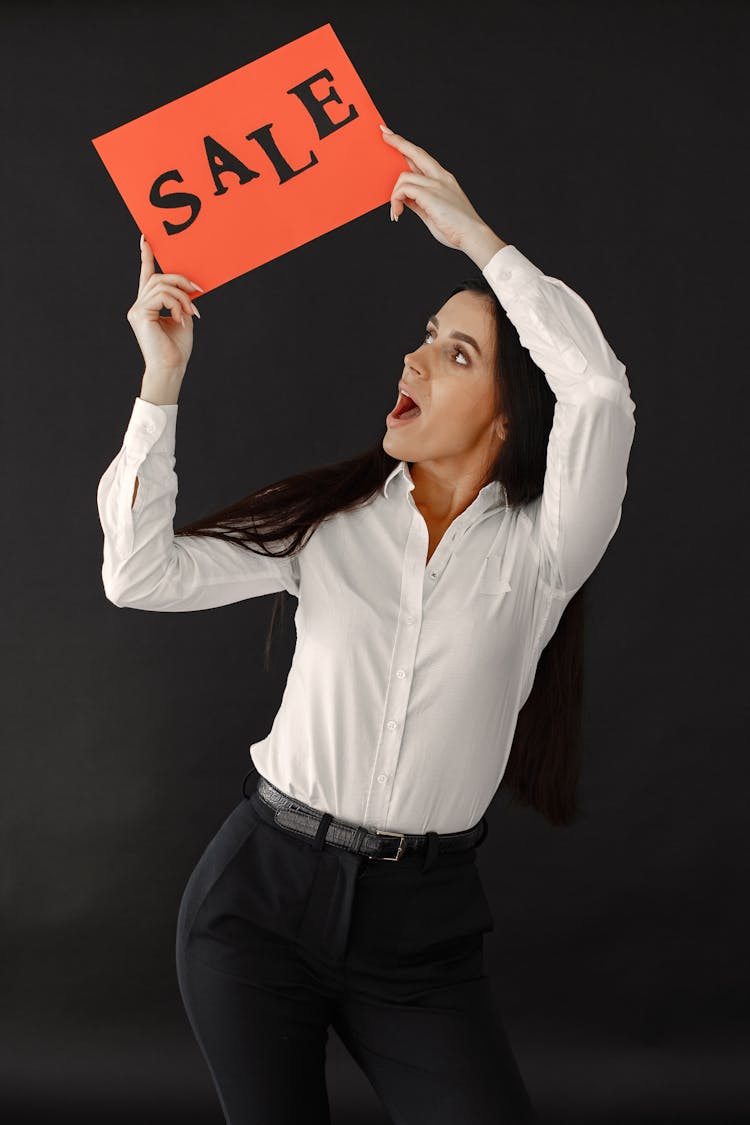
[{"xmin": 2, "ymin": 1, "xmax": 747, "ymax": 1121}]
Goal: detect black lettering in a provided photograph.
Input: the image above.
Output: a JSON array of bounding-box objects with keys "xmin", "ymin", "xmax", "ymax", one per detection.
[
  {"xmin": 244, "ymin": 122, "xmax": 318, "ymax": 184},
  {"xmin": 149, "ymin": 170, "xmax": 201, "ymax": 236},
  {"xmin": 286, "ymin": 69, "xmax": 359, "ymax": 139},
  {"xmin": 204, "ymin": 135, "xmax": 261, "ymax": 196}
]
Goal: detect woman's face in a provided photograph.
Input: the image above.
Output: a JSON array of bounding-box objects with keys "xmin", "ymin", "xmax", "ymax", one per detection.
[{"xmin": 383, "ymin": 290, "xmax": 507, "ymax": 473}]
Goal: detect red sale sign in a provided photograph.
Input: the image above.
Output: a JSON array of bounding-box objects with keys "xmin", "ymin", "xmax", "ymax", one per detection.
[{"xmin": 91, "ymin": 23, "xmax": 408, "ymax": 296}]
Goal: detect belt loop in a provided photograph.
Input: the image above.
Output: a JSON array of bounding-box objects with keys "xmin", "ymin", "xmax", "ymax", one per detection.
[
  {"xmin": 422, "ymin": 830, "xmax": 440, "ymax": 873},
  {"xmin": 312, "ymin": 812, "xmax": 333, "ymax": 850}
]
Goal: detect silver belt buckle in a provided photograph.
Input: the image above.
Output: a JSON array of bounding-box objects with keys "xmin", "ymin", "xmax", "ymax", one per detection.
[{"xmin": 374, "ymin": 828, "xmax": 407, "ymax": 861}]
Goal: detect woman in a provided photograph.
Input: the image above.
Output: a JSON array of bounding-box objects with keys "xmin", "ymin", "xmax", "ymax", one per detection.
[{"xmin": 97, "ymin": 126, "xmax": 636, "ymax": 1124}]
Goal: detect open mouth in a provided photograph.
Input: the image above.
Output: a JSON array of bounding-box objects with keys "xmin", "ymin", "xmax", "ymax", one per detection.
[{"xmin": 390, "ymin": 391, "xmax": 422, "ymax": 421}]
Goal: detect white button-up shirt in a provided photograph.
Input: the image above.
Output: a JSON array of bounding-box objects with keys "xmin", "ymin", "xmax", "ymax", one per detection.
[{"xmin": 97, "ymin": 244, "xmax": 636, "ymax": 834}]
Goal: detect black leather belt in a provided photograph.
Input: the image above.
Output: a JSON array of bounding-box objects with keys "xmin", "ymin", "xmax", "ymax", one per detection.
[{"xmin": 253, "ymin": 774, "xmax": 488, "ymax": 861}]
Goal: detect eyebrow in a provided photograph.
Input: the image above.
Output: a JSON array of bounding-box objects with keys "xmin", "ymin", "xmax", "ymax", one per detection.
[{"xmin": 427, "ymin": 314, "xmax": 482, "ymax": 358}]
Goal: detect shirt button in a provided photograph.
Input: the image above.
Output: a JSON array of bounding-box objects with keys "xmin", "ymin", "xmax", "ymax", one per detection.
[
  {"xmin": 429, "ymin": 570, "xmax": 438, "ymax": 579},
  {"xmin": 377, "ymin": 773, "xmax": 387, "ymax": 783},
  {"xmin": 395, "ymin": 669, "xmax": 406, "ymax": 679},
  {"xmin": 386, "ymin": 720, "xmax": 398, "ymax": 731},
  {"xmin": 145, "ymin": 422, "xmax": 155, "ymax": 434},
  {"xmin": 405, "ymin": 616, "xmax": 416, "ymax": 626},
  {"xmin": 498, "ymin": 268, "xmax": 512, "ymax": 280}
]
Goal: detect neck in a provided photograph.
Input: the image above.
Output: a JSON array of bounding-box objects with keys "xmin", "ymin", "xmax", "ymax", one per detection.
[{"xmin": 408, "ymin": 461, "xmax": 486, "ymax": 523}]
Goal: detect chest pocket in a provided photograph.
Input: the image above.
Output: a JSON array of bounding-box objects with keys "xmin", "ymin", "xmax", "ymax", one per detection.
[{"xmin": 478, "ymin": 553, "xmax": 512, "ymax": 596}]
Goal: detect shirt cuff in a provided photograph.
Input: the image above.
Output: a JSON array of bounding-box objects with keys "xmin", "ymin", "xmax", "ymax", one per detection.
[
  {"xmin": 481, "ymin": 244, "xmax": 544, "ymax": 296},
  {"xmin": 123, "ymin": 395, "xmax": 179, "ymax": 457}
]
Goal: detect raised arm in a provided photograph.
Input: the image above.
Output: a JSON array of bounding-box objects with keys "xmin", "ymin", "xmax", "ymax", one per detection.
[
  {"xmin": 97, "ymin": 234, "xmax": 300, "ymax": 611},
  {"xmin": 378, "ymin": 127, "xmax": 636, "ymax": 596},
  {"xmin": 479, "ymin": 242, "xmax": 636, "ymax": 594}
]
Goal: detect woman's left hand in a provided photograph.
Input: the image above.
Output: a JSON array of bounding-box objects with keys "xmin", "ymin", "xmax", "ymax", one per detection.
[{"xmin": 380, "ymin": 127, "xmax": 501, "ymax": 260}]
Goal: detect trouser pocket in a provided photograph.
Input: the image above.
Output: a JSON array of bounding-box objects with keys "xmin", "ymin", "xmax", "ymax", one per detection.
[{"xmin": 175, "ymin": 798, "xmax": 261, "ymax": 956}]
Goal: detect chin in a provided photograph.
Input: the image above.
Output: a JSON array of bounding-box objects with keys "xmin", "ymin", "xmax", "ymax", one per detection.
[
  {"xmin": 383, "ymin": 430, "xmax": 408, "ymax": 451},
  {"xmin": 384, "ymin": 428, "xmax": 419, "ymax": 452}
]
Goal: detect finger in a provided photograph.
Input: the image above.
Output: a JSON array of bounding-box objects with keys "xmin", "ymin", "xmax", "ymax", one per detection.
[
  {"xmin": 152, "ymin": 272, "xmax": 204, "ymax": 293},
  {"xmin": 391, "ymin": 173, "xmax": 438, "ymax": 218},
  {"xmin": 392, "ymin": 186, "xmax": 433, "ymax": 222},
  {"xmin": 140, "ymin": 273, "xmax": 204, "ymax": 313},
  {"xmin": 382, "ymin": 132, "xmax": 451, "ymax": 181},
  {"xmin": 138, "ymin": 233, "xmax": 155, "ymax": 295},
  {"xmin": 143, "ymin": 269, "xmax": 204, "ymax": 295},
  {"xmin": 401, "ymin": 196, "xmax": 427, "ymax": 217},
  {"xmin": 141, "ymin": 280, "xmax": 195, "ymax": 323},
  {"xmin": 392, "ymin": 171, "xmax": 438, "ymax": 193},
  {"xmin": 155, "ymin": 282, "xmax": 196, "ymax": 323}
]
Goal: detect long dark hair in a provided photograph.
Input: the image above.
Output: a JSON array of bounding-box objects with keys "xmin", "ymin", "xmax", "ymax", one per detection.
[{"xmin": 174, "ymin": 276, "xmax": 586, "ymax": 826}]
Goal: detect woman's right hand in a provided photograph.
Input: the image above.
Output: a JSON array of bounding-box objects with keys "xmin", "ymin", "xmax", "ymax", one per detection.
[{"xmin": 127, "ymin": 234, "xmax": 203, "ymax": 378}]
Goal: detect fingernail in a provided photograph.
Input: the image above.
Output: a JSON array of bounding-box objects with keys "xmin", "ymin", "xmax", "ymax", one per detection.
[
  {"xmin": 190, "ymin": 302, "xmax": 201, "ymax": 319},
  {"xmin": 189, "ymin": 280, "xmax": 205, "ymax": 292},
  {"xmin": 390, "ymin": 204, "xmax": 394, "ymax": 222},
  {"xmin": 379, "ymin": 124, "xmax": 394, "ymax": 134}
]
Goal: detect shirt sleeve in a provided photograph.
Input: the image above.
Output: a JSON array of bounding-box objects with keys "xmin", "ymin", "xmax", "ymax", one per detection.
[
  {"xmin": 96, "ymin": 396, "xmax": 301, "ymax": 610},
  {"xmin": 482, "ymin": 244, "xmax": 636, "ymax": 595}
]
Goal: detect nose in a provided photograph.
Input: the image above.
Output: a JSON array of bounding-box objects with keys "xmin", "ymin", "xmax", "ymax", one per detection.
[{"xmin": 404, "ymin": 351, "xmax": 425, "ymax": 373}]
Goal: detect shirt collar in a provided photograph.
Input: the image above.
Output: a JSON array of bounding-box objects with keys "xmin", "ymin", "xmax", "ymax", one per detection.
[
  {"xmin": 382, "ymin": 460, "xmax": 508, "ymax": 511},
  {"xmin": 383, "ymin": 459, "xmax": 414, "ymax": 498}
]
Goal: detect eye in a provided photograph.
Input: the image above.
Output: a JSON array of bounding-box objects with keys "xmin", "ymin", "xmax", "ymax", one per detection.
[{"xmin": 423, "ymin": 326, "xmax": 469, "ymax": 366}]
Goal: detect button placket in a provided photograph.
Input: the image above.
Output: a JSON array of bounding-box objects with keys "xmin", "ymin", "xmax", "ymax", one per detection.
[{"xmin": 362, "ymin": 510, "xmax": 422, "ymax": 827}]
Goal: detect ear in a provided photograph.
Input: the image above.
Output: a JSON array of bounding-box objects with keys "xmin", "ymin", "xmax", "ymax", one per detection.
[{"xmin": 494, "ymin": 413, "xmax": 508, "ymax": 440}]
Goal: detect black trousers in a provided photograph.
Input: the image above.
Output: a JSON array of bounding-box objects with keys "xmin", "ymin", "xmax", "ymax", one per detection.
[{"xmin": 175, "ymin": 763, "xmax": 538, "ymax": 1124}]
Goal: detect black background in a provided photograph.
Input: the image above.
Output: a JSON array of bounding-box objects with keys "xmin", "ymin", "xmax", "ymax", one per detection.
[{"xmin": 2, "ymin": 1, "xmax": 748, "ymax": 1121}]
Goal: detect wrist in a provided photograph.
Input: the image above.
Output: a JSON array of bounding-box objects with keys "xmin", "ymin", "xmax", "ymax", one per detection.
[
  {"xmin": 140, "ymin": 367, "xmax": 185, "ymax": 406},
  {"xmin": 462, "ymin": 222, "xmax": 508, "ymax": 271}
]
